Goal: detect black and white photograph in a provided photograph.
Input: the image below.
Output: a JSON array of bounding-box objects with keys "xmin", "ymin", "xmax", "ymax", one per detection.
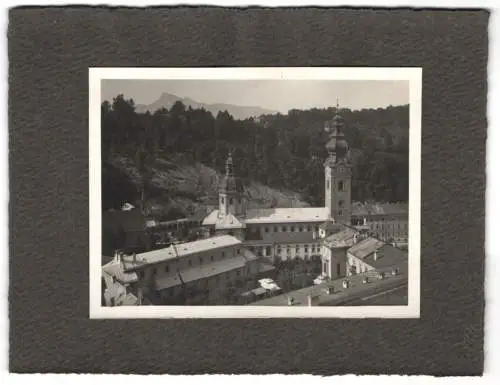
[{"xmin": 89, "ymin": 67, "xmax": 421, "ymax": 318}]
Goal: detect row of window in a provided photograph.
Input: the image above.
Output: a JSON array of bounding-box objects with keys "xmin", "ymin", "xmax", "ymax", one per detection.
[
  {"xmin": 371, "ymin": 223, "xmax": 408, "ymax": 230},
  {"xmin": 276, "ymin": 244, "xmax": 321, "ymax": 254},
  {"xmin": 351, "ymin": 218, "xmax": 408, "ymax": 225},
  {"xmin": 260, "ymin": 225, "xmax": 320, "ymax": 234},
  {"xmin": 146, "ymin": 248, "xmax": 241, "ymax": 277},
  {"xmin": 277, "ymin": 254, "xmax": 318, "ymax": 262}
]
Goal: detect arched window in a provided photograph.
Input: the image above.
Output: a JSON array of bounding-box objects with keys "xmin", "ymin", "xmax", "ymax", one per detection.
[
  {"xmin": 338, "ymin": 181, "xmax": 344, "ymax": 191},
  {"xmin": 221, "ymin": 196, "xmax": 225, "ymax": 204}
]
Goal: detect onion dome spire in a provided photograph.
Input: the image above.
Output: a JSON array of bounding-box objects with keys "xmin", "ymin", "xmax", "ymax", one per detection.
[
  {"xmin": 325, "ymin": 99, "xmax": 349, "ymax": 165},
  {"xmin": 219, "ymin": 151, "xmax": 243, "ymax": 193}
]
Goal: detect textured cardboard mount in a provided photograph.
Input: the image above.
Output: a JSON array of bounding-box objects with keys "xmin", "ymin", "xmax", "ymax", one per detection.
[{"xmin": 8, "ymin": 7, "xmax": 487, "ymax": 375}]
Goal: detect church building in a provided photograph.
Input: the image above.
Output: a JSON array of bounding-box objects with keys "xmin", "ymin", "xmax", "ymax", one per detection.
[
  {"xmin": 202, "ymin": 100, "xmax": 408, "ymax": 266},
  {"xmin": 202, "ymin": 101, "xmax": 358, "ymax": 263}
]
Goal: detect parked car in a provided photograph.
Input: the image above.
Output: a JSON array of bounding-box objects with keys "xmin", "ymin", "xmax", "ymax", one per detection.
[
  {"xmin": 258, "ymin": 278, "xmax": 281, "ymax": 292},
  {"xmin": 313, "ymin": 275, "xmax": 328, "ymax": 285}
]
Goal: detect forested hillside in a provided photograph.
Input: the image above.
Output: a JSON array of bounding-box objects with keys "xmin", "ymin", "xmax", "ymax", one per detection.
[{"xmin": 101, "ymin": 95, "xmax": 409, "ymax": 216}]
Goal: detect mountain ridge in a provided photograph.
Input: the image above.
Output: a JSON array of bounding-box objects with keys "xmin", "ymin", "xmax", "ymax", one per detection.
[{"xmin": 135, "ymin": 92, "xmax": 279, "ymax": 119}]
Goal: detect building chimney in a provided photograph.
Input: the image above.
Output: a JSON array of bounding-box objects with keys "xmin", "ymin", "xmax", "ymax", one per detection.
[
  {"xmin": 373, "ymin": 251, "xmax": 378, "ymax": 261},
  {"xmin": 114, "ymin": 250, "xmax": 121, "ymax": 264},
  {"xmin": 363, "ymin": 217, "xmax": 367, "ymax": 226},
  {"xmin": 287, "ymin": 297, "xmax": 294, "ymax": 306},
  {"xmin": 308, "ymin": 295, "xmax": 313, "ymax": 307},
  {"xmin": 137, "ymin": 287, "xmax": 143, "ymax": 305},
  {"xmin": 342, "ymin": 279, "xmax": 349, "ymax": 289}
]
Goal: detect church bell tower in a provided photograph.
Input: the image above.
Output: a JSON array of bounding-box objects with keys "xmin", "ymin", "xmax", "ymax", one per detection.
[
  {"xmin": 218, "ymin": 152, "xmax": 245, "ymax": 217},
  {"xmin": 324, "ymin": 100, "xmax": 352, "ymax": 225}
]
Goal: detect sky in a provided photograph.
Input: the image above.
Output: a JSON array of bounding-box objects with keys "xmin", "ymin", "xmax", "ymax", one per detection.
[{"xmin": 101, "ymin": 79, "xmax": 409, "ymax": 113}]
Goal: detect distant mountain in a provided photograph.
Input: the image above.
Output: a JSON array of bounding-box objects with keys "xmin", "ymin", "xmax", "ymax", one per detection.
[{"xmin": 135, "ymin": 92, "xmax": 279, "ymax": 120}]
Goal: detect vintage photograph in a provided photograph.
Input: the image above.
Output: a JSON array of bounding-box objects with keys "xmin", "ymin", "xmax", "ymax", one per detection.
[{"xmin": 89, "ymin": 68, "xmax": 421, "ymax": 318}]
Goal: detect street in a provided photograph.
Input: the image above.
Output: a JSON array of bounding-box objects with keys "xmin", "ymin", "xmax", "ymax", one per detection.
[{"xmin": 339, "ymin": 284, "xmax": 408, "ymax": 306}]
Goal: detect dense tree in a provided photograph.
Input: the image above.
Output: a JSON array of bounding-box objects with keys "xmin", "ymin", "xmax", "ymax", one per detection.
[{"xmin": 101, "ymin": 96, "xmax": 409, "ymax": 211}]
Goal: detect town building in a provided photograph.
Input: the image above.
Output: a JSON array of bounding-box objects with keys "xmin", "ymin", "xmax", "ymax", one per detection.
[
  {"xmin": 102, "ymin": 235, "xmax": 267, "ymax": 305},
  {"xmin": 351, "ymin": 202, "xmax": 408, "ymax": 245},
  {"xmin": 319, "ymin": 226, "xmax": 361, "ymax": 279},
  {"xmin": 102, "ymin": 254, "xmax": 141, "ymax": 306},
  {"xmin": 346, "ymin": 236, "xmax": 408, "ymax": 276}
]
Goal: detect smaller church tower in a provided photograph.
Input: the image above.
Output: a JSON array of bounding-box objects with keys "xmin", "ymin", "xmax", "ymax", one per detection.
[
  {"xmin": 324, "ymin": 100, "xmax": 352, "ymax": 225},
  {"xmin": 218, "ymin": 152, "xmax": 245, "ymax": 218}
]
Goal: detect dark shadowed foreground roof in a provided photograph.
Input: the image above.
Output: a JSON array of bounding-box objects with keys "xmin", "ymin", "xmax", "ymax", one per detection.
[
  {"xmin": 249, "ymin": 263, "xmax": 408, "ymax": 307},
  {"xmin": 362, "ymin": 244, "xmax": 408, "ymax": 269}
]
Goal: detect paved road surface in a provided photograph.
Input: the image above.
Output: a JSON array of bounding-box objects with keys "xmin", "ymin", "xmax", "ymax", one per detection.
[{"xmin": 339, "ymin": 285, "xmax": 408, "ymax": 306}]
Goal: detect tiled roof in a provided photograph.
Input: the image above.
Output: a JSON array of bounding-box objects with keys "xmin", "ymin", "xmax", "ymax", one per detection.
[
  {"xmin": 351, "ymin": 202, "xmax": 408, "ymax": 217},
  {"xmin": 215, "ymin": 213, "xmax": 246, "ymax": 230},
  {"xmin": 102, "ymin": 260, "xmax": 139, "ymax": 284},
  {"xmin": 347, "ymin": 237, "xmax": 385, "ymax": 259},
  {"xmin": 102, "ymin": 272, "xmax": 136, "ymax": 306},
  {"xmin": 361, "ymin": 243, "xmax": 408, "ymax": 270},
  {"xmin": 122, "ymin": 235, "xmax": 242, "ymax": 267},
  {"xmin": 245, "ymin": 207, "xmax": 330, "ymax": 224},
  {"xmin": 324, "ymin": 227, "xmax": 359, "ymax": 248},
  {"xmin": 204, "ymin": 207, "xmax": 330, "ymax": 226},
  {"xmin": 155, "ymin": 255, "xmax": 252, "ymax": 290},
  {"xmin": 250, "ymin": 263, "xmax": 408, "ymax": 306},
  {"xmin": 202, "ymin": 210, "xmax": 220, "ymax": 226}
]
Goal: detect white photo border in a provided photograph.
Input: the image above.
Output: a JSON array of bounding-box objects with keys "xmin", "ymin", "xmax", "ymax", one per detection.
[{"xmin": 89, "ymin": 67, "xmax": 422, "ymax": 319}]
